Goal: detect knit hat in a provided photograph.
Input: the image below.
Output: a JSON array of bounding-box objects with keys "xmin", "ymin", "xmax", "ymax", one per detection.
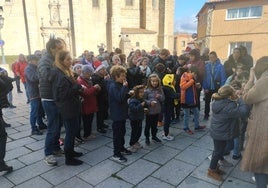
[
  {"xmin": 81, "ymin": 65, "xmax": 94, "ymax": 77},
  {"xmin": 94, "ymin": 61, "xmax": 106, "ymax": 72}
]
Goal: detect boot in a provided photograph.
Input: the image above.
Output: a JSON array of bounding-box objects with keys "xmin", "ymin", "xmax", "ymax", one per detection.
[
  {"xmin": 0, "ymin": 117, "xmax": 11, "ymax": 128},
  {"xmin": 65, "ymin": 150, "xmax": 83, "ymax": 166},
  {"xmin": 0, "ymin": 164, "xmax": 13, "ymax": 173},
  {"xmin": 207, "ymin": 168, "xmax": 223, "ymax": 181},
  {"xmin": 70, "ymin": 150, "xmax": 83, "ymax": 158},
  {"xmin": 216, "ymin": 165, "xmax": 226, "ymax": 175}
]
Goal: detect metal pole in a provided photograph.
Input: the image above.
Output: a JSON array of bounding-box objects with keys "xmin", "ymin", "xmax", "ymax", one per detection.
[{"xmin": 0, "ymin": 30, "xmax": 6, "ymax": 64}]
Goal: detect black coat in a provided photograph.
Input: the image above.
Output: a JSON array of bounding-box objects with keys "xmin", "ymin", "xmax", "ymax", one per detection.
[{"xmin": 126, "ymin": 66, "xmax": 145, "ymax": 89}]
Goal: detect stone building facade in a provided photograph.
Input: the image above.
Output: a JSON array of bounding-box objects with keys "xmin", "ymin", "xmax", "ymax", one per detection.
[{"xmin": 1, "ymin": 0, "xmax": 174, "ymax": 57}]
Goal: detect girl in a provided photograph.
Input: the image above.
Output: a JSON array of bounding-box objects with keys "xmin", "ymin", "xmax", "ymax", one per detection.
[
  {"xmin": 128, "ymin": 85, "xmax": 146, "ymax": 152},
  {"xmin": 208, "ymin": 85, "xmax": 249, "ymax": 181},
  {"xmin": 144, "ymin": 74, "xmax": 165, "ymax": 145},
  {"xmin": 77, "ymin": 65, "xmax": 101, "ymax": 141},
  {"xmin": 52, "ymin": 50, "xmax": 84, "ymax": 166}
]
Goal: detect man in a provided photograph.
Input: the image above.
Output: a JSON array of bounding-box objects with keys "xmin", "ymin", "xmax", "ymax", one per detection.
[
  {"xmin": 150, "ymin": 48, "xmax": 170, "ymax": 73},
  {"xmin": 38, "ymin": 38, "xmax": 64, "ymax": 166}
]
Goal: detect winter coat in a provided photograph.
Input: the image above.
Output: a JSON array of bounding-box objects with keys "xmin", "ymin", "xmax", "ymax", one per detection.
[
  {"xmin": 186, "ymin": 59, "xmax": 205, "ymax": 84},
  {"xmin": 38, "ymin": 52, "xmax": 55, "ymax": 99},
  {"xmin": 77, "ymin": 76, "xmax": 98, "ymax": 114},
  {"xmin": 241, "ymin": 69, "xmax": 268, "ymax": 174},
  {"xmin": 144, "ymin": 88, "xmax": 165, "ymax": 115},
  {"xmin": 128, "ymin": 98, "xmax": 145, "ymax": 121},
  {"xmin": 210, "ymin": 98, "xmax": 250, "ymax": 141},
  {"xmin": 108, "ymin": 80, "xmax": 129, "ymax": 121},
  {"xmin": 51, "ymin": 68, "xmax": 82, "ymax": 120},
  {"xmin": 15, "ymin": 60, "xmax": 28, "ymax": 83},
  {"xmin": 180, "ymin": 72, "xmax": 198, "ymax": 108},
  {"xmin": 25, "ymin": 63, "xmax": 40, "ymax": 100},
  {"xmin": 126, "ymin": 66, "xmax": 145, "ymax": 89},
  {"xmin": 223, "ymin": 55, "xmax": 242, "ymax": 78},
  {"xmin": 203, "ymin": 59, "xmax": 226, "ymax": 91}
]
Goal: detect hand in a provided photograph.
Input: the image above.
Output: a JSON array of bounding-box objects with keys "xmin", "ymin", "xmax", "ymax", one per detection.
[
  {"xmin": 81, "ymin": 84, "xmax": 86, "ymax": 89},
  {"xmin": 196, "ymin": 82, "xmax": 201, "ymax": 89},
  {"xmin": 94, "ymin": 84, "xmax": 101, "ymax": 91},
  {"xmin": 123, "ymin": 80, "xmax": 128, "ymax": 86},
  {"xmin": 150, "ymin": 101, "xmax": 157, "ymax": 107}
]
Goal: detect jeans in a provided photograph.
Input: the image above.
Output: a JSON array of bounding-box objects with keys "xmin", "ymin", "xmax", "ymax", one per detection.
[
  {"xmin": 23, "ymin": 82, "xmax": 30, "ymax": 102},
  {"xmin": 183, "ymin": 107, "xmax": 200, "ymax": 130},
  {"xmin": 30, "ymin": 98, "xmax": 44, "ymax": 131},
  {"xmin": 163, "ymin": 106, "xmax": 173, "ymax": 136},
  {"xmin": 145, "ymin": 114, "xmax": 158, "ymax": 138},
  {"xmin": 210, "ymin": 139, "xmax": 227, "ymax": 169},
  {"xmin": 254, "ymin": 173, "xmax": 268, "ymax": 188},
  {"xmin": 0, "ymin": 117, "xmax": 7, "ymax": 166},
  {"xmin": 63, "ymin": 117, "xmax": 79, "ymax": 152},
  {"xmin": 7, "ymin": 91, "xmax": 13, "ymax": 105},
  {"xmin": 204, "ymin": 90, "xmax": 217, "ymax": 117},
  {"xmin": 112, "ymin": 120, "xmax": 126, "ymax": 156},
  {"xmin": 82, "ymin": 113, "xmax": 94, "ymax": 137},
  {"xmin": 42, "ymin": 100, "xmax": 61, "ymax": 156},
  {"xmin": 233, "ymin": 137, "xmax": 240, "ymax": 156},
  {"xmin": 129, "ymin": 120, "xmax": 142, "ymax": 146}
]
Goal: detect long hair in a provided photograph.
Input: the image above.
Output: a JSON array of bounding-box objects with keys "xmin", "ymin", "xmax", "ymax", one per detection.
[
  {"xmin": 55, "ymin": 50, "xmax": 74, "ymax": 79},
  {"xmin": 147, "ymin": 73, "xmax": 162, "ymax": 90}
]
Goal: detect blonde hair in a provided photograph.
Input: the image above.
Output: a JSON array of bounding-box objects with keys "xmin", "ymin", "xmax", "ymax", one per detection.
[
  {"xmin": 147, "ymin": 73, "xmax": 162, "ymax": 90},
  {"xmin": 212, "ymin": 85, "xmax": 235, "ymax": 100},
  {"xmin": 55, "ymin": 50, "xmax": 74, "ymax": 79}
]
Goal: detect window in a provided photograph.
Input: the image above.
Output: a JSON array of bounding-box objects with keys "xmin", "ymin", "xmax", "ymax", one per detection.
[
  {"xmin": 126, "ymin": 0, "xmax": 133, "ymax": 6},
  {"xmin": 92, "ymin": 0, "xmax": 99, "ymax": 7},
  {"xmin": 181, "ymin": 41, "xmax": 185, "ymax": 47},
  {"xmin": 229, "ymin": 42, "xmax": 252, "ymax": 56},
  {"xmin": 152, "ymin": 0, "xmax": 158, "ymax": 9},
  {"xmin": 227, "ymin": 6, "xmax": 262, "ymax": 20}
]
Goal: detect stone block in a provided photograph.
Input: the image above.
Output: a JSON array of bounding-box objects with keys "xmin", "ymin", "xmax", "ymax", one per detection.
[
  {"xmin": 178, "ymin": 176, "xmax": 217, "ymax": 188},
  {"xmin": 95, "ymin": 177, "xmax": 133, "ymax": 188},
  {"xmin": 18, "ymin": 149, "xmax": 44, "ymax": 165},
  {"xmin": 5, "ymin": 147, "xmax": 32, "ymax": 161},
  {"xmin": 137, "ymin": 176, "xmax": 174, "ymax": 188},
  {"xmin": 13, "ymin": 176, "xmax": 53, "ymax": 188},
  {"xmin": 221, "ymin": 177, "xmax": 256, "ymax": 188},
  {"xmin": 6, "ymin": 137, "xmax": 36, "ymax": 151},
  {"xmin": 55, "ymin": 177, "xmax": 92, "ymax": 188},
  {"xmin": 79, "ymin": 136, "xmax": 112, "ymax": 151},
  {"xmin": 80, "ymin": 146, "xmax": 113, "ymax": 166}
]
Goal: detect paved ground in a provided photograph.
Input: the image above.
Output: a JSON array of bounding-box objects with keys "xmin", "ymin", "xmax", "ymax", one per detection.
[{"xmin": 1, "ymin": 87, "xmax": 256, "ymax": 188}]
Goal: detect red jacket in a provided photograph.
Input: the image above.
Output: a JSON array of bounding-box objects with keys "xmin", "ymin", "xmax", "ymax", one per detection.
[
  {"xmin": 15, "ymin": 61, "xmax": 28, "ymax": 83},
  {"xmin": 77, "ymin": 76, "xmax": 98, "ymax": 114}
]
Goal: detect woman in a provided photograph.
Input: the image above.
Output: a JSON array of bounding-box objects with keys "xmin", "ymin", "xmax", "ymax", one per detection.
[
  {"xmin": 224, "ymin": 48, "xmax": 242, "ymax": 78},
  {"xmin": 52, "ymin": 50, "xmax": 84, "ymax": 166},
  {"xmin": 241, "ymin": 56, "xmax": 268, "ymax": 188}
]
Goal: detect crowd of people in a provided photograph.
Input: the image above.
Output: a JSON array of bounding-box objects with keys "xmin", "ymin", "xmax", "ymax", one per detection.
[{"xmin": 0, "ymin": 37, "xmax": 267, "ymax": 187}]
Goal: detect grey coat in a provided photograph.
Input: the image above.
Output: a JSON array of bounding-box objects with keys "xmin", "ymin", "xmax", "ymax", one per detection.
[{"xmin": 210, "ymin": 98, "xmax": 250, "ymax": 141}]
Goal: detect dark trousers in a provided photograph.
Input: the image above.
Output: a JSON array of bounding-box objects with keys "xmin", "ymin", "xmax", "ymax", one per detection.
[
  {"xmin": 63, "ymin": 117, "xmax": 79, "ymax": 152},
  {"xmin": 112, "ymin": 120, "xmax": 126, "ymax": 156},
  {"xmin": 15, "ymin": 76, "xmax": 21, "ymax": 92},
  {"xmin": 82, "ymin": 113, "xmax": 94, "ymax": 137},
  {"xmin": 210, "ymin": 139, "xmax": 227, "ymax": 169},
  {"xmin": 254, "ymin": 173, "xmax": 268, "ymax": 188},
  {"xmin": 129, "ymin": 120, "xmax": 142, "ymax": 146},
  {"xmin": 0, "ymin": 117, "xmax": 7, "ymax": 166},
  {"xmin": 30, "ymin": 98, "xmax": 44, "ymax": 131},
  {"xmin": 197, "ymin": 87, "xmax": 202, "ymax": 110},
  {"xmin": 97, "ymin": 109, "xmax": 105, "ymax": 129},
  {"xmin": 145, "ymin": 114, "xmax": 158, "ymax": 138},
  {"xmin": 204, "ymin": 90, "xmax": 217, "ymax": 117},
  {"xmin": 75, "ymin": 113, "xmax": 82, "ymax": 138},
  {"xmin": 163, "ymin": 106, "xmax": 173, "ymax": 136}
]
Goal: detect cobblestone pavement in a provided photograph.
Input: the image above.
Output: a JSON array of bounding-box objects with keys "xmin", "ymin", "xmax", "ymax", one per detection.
[{"xmin": 1, "ymin": 88, "xmax": 256, "ymax": 188}]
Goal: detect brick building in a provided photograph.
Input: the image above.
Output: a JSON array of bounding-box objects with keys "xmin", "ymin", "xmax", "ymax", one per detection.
[
  {"xmin": 197, "ymin": 0, "xmax": 268, "ymax": 61},
  {"xmin": 0, "ymin": 0, "xmax": 174, "ymax": 57}
]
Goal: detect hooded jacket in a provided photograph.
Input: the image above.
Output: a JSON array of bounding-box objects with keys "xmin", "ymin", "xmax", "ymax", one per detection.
[
  {"xmin": 162, "ymin": 74, "xmax": 179, "ymax": 107},
  {"xmin": 180, "ymin": 72, "xmax": 197, "ymax": 108},
  {"xmin": 210, "ymin": 98, "xmax": 249, "ymax": 140}
]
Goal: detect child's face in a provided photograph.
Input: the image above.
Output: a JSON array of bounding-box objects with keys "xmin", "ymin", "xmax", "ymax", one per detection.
[
  {"xmin": 115, "ymin": 73, "xmax": 126, "ymax": 84},
  {"xmin": 150, "ymin": 77, "xmax": 159, "ymax": 88},
  {"xmin": 83, "ymin": 72, "xmax": 91, "ymax": 79},
  {"xmin": 138, "ymin": 89, "xmax": 144, "ymax": 99},
  {"xmin": 75, "ymin": 67, "xmax": 82, "ymax": 75},
  {"xmin": 141, "ymin": 60, "xmax": 148, "ymax": 67}
]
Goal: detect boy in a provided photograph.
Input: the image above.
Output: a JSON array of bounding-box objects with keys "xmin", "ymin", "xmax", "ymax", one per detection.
[{"xmin": 108, "ymin": 65, "xmax": 131, "ymax": 163}]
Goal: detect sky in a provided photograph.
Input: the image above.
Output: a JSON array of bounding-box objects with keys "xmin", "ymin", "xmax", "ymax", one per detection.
[{"xmin": 174, "ymin": 0, "xmax": 208, "ymax": 33}]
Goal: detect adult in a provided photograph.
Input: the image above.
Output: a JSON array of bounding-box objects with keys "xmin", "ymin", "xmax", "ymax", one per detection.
[
  {"xmin": 107, "ymin": 55, "xmax": 121, "ymax": 74},
  {"xmin": 81, "ymin": 51, "xmax": 95, "ymax": 70},
  {"xmin": 11, "ymin": 59, "xmax": 22, "ymax": 93},
  {"xmin": 239, "ymin": 45, "xmax": 253, "ymax": 72},
  {"xmin": 126, "ymin": 57, "xmax": 145, "ymax": 89},
  {"xmin": 150, "ymin": 48, "xmax": 170, "ymax": 72},
  {"xmin": 224, "ymin": 48, "xmax": 242, "ymax": 78},
  {"xmin": 38, "ymin": 38, "xmax": 64, "ymax": 166},
  {"xmin": 201, "ymin": 47, "xmax": 210, "ymax": 62},
  {"xmin": 202, "ymin": 51, "xmax": 226, "ymax": 120},
  {"xmin": 241, "ymin": 57, "xmax": 268, "ymax": 188}
]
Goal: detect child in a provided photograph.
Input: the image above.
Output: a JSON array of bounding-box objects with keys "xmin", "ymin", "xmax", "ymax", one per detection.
[
  {"xmin": 77, "ymin": 65, "xmax": 101, "ymax": 141},
  {"xmin": 128, "ymin": 85, "xmax": 146, "ymax": 152},
  {"xmin": 208, "ymin": 85, "xmax": 249, "ymax": 181},
  {"xmin": 108, "ymin": 65, "xmax": 131, "ymax": 163},
  {"xmin": 180, "ymin": 66, "xmax": 206, "ymax": 135},
  {"xmin": 162, "ymin": 74, "xmax": 179, "ymax": 140},
  {"xmin": 144, "ymin": 74, "xmax": 165, "ymax": 145}
]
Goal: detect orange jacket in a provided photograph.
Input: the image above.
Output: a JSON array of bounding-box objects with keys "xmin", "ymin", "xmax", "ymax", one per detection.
[
  {"xmin": 180, "ymin": 72, "xmax": 197, "ymax": 105},
  {"xmin": 15, "ymin": 61, "xmax": 28, "ymax": 83}
]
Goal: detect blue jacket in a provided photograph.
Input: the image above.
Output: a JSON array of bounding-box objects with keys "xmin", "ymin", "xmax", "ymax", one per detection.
[
  {"xmin": 25, "ymin": 63, "xmax": 40, "ymax": 100},
  {"xmin": 203, "ymin": 59, "xmax": 226, "ymax": 90},
  {"xmin": 128, "ymin": 98, "xmax": 144, "ymax": 120},
  {"xmin": 108, "ymin": 80, "xmax": 129, "ymax": 121},
  {"xmin": 210, "ymin": 98, "xmax": 250, "ymax": 140}
]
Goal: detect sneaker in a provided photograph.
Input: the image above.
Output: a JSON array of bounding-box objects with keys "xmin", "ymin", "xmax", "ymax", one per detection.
[
  {"xmin": 97, "ymin": 128, "xmax": 107, "ymax": 134},
  {"xmin": 53, "ymin": 149, "xmax": 64, "ymax": 157},
  {"xmin": 216, "ymin": 165, "xmax": 226, "ymax": 175},
  {"xmin": 44, "ymin": 155, "xmax": 57, "ymax": 166},
  {"xmin": 0, "ymin": 164, "xmax": 13, "ymax": 173},
  {"xmin": 121, "ymin": 149, "xmax": 132, "ymax": 155},
  {"xmin": 195, "ymin": 125, "xmax": 206, "ymax": 130},
  {"xmin": 31, "ymin": 129, "xmax": 43, "ymax": 135},
  {"xmin": 184, "ymin": 129, "xmax": 194, "ymax": 135},
  {"xmin": 162, "ymin": 135, "xmax": 174, "ymax": 141},
  {"xmin": 9, "ymin": 105, "xmax": 16, "ymax": 109},
  {"xmin": 207, "ymin": 168, "xmax": 223, "ymax": 181},
  {"xmin": 65, "ymin": 158, "xmax": 83, "ymax": 166},
  {"xmin": 112, "ymin": 154, "xmax": 127, "ymax": 163},
  {"xmin": 145, "ymin": 138, "xmax": 150, "ymax": 145},
  {"xmin": 219, "ymin": 159, "xmax": 233, "ymax": 167},
  {"xmin": 17, "ymin": 90, "xmax": 23, "ymax": 93},
  {"xmin": 38, "ymin": 124, "xmax": 47, "ymax": 130},
  {"xmin": 4, "ymin": 122, "xmax": 11, "ymax": 128},
  {"xmin": 133, "ymin": 142, "xmax": 143, "ymax": 149},
  {"xmin": 152, "ymin": 137, "xmax": 162, "ymax": 143},
  {"xmin": 71, "ymin": 150, "xmax": 83, "ymax": 158},
  {"xmin": 127, "ymin": 146, "xmax": 137, "ymax": 153},
  {"xmin": 232, "ymin": 154, "xmax": 242, "ymax": 160}
]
